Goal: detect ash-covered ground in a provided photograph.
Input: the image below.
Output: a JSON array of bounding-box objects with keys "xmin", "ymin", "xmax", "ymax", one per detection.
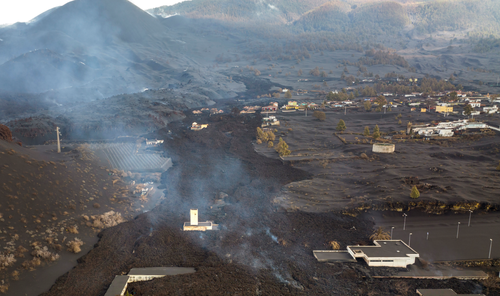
[
  {"xmin": 259, "ymin": 107, "xmax": 500, "ymax": 214},
  {"xmin": 38, "ymin": 113, "xmax": 490, "ymax": 296}
]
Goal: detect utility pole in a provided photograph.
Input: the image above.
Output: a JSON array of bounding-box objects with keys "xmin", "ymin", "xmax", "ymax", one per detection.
[
  {"xmin": 456, "ymin": 222, "xmax": 460, "ymax": 239},
  {"xmin": 468, "ymin": 210, "xmax": 473, "ymax": 227},
  {"xmin": 489, "ymin": 239, "xmax": 493, "ymax": 259},
  {"xmin": 391, "ymin": 227, "xmax": 394, "ymax": 240},
  {"xmin": 344, "ymin": 105, "xmax": 346, "ymax": 115},
  {"xmin": 403, "ymin": 213, "xmax": 407, "ymax": 230},
  {"xmin": 408, "ymin": 233, "xmax": 412, "ymax": 247},
  {"xmin": 56, "ymin": 127, "xmax": 61, "ymax": 153}
]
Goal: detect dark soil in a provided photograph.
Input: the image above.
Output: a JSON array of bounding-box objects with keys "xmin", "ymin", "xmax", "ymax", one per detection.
[{"xmin": 39, "ymin": 113, "xmax": 488, "ymax": 296}]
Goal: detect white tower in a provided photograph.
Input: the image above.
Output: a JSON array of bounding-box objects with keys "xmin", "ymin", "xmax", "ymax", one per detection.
[{"xmin": 190, "ymin": 209, "xmax": 198, "ymax": 226}]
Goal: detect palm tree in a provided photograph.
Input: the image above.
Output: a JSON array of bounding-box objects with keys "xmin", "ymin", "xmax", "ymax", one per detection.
[{"xmin": 370, "ymin": 227, "xmax": 391, "ymax": 241}]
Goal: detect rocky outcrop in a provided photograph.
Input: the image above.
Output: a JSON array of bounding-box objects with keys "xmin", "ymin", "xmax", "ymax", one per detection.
[{"xmin": 0, "ymin": 124, "xmax": 13, "ymax": 141}]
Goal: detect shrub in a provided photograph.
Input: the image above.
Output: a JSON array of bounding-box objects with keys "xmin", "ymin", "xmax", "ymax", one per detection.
[
  {"xmin": 329, "ymin": 241, "xmax": 340, "ymax": 250},
  {"xmin": 0, "ymin": 254, "xmax": 16, "ymax": 268},
  {"xmin": 268, "ymin": 141, "xmax": 274, "ymax": 148},
  {"xmin": 369, "ymin": 227, "xmax": 391, "ymax": 241},
  {"xmin": 313, "ymin": 111, "xmax": 326, "ymax": 121},
  {"xmin": 66, "ymin": 238, "xmax": 84, "ymax": 254}
]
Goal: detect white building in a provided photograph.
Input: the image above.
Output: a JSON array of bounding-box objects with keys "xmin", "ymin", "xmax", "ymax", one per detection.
[
  {"xmin": 146, "ymin": 139, "xmax": 164, "ymax": 146},
  {"xmin": 183, "ymin": 209, "xmax": 218, "ymax": 231},
  {"xmin": 483, "ymin": 105, "xmax": 498, "ymax": 114},
  {"xmin": 313, "ymin": 240, "xmax": 419, "ymax": 268},
  {"xmin": 347, "ymin": 240, "xmax": 419, "ymax": 267},
  {"xmin": 469, "ymin": 102, "xmax": 481, "ymax": 108}
]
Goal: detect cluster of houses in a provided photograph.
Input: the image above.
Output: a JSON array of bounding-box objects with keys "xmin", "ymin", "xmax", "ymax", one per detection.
[
  {"xmin": 192, "ymin": 108, "xmax": 224, "ymax": 115},
  {"xmin": 281, "ymin": 101, "xmax": 319, "ymax": 111},
  {"xmin": 411, "ymin": 119, "xmax": 500, "ymax": 138}
]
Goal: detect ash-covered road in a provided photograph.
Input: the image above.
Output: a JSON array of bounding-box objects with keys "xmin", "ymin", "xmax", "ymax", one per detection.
[{"xmin": 369, "ymin": 211, "xmax": 500, "ymax": 261}]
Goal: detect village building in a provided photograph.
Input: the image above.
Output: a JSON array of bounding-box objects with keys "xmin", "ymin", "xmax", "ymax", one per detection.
[
  {"xmin": 145, "ymin": 139, "xmax": 164, "ymax": 146},
  {"xmin": 183, "ymin": 209, "xmax": 218, "ymax": 231},
  {"xmin": 191, "ymin": 122, "xmax": 208, "ymax": 131},
  {"xmin": 262, "ymin": 102, "xmax": 278, "ymax": 113},
  {"xmin": 483, "ymin": 105, "xmax": 498, "ymax": 114},
  {"xmin": 436, "ymin": 105, "xmax": 453, "ymax": 113},
  {"xmin": 313, "ymin": 240, "xmax": 419, "ymax": 268},
  {"xmin": 262, "ymin": 115, "xmax": 280, "ymax": 127}
]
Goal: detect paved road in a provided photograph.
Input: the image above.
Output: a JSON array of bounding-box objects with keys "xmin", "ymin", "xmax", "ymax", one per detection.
[{"xmin": 364, "ymin": 211, "xmax": 500, "ymax": 262}]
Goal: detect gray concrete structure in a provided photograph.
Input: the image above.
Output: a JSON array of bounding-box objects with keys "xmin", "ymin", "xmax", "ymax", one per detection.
[
  {"xmin": 416, "ymin": 289, "xmax": 485, "ymax": 296},
  {"xmin": 104, "ymin": 267, "xmax": 196, "ymax": 296},
  {"xmin": 372, "ymin": 143, "xmax": 395, "ymax": 153},
  {"xmin": 104, "ymin": 276, "xmax": 129, "ymax": 296},
  {"xmin": 313, "ymin": 250, "xmax": 357, "ymax": 262}
]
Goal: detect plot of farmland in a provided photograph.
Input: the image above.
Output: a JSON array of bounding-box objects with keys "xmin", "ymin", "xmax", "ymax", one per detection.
[{"xmin": 90, "ymin": 143, "xmax": 172, "ymax": 172}]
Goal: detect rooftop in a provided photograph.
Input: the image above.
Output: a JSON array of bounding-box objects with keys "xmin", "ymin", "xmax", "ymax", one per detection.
[
  {"xmin": 104, "ymin": 275, "xmax": 129, "ymax": 296},
  {"xmin": 129, "ymin": 267, "xmax": 196, "ymax": 276},
  {"xmin": 416, "ymin": 289, "xmax": 485, "ymax": 296},
  {"xmin": 349, "ymin": 240, "xmax": 418, "ymax": 258}
]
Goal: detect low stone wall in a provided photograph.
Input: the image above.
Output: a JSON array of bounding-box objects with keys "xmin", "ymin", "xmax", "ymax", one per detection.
[{"xmin": 373, "ymin": 143, "xmax": 395, "ymax": 153}]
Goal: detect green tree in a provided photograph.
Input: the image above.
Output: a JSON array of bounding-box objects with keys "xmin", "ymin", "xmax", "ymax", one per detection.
[
  {"xmin": 463, "ymin": 104, "xmax": 473, "ymax": 115},
  {"xmin": 268, "ymin": 141, "xmax": 274, "ymax": 148},
  {"xmin": 449, "ymin": 91, "xmax": 458, "ymax": 101},
  {"xmin": 372, "ymin": 125, "xmax": 380, "ymax": 139},
  {"xmin": 387, "ymin": 106, "xmax": 392, "ymax": 112},
  {"xmin": 364, "ymin": 101, "xmax": 372, "ymax": 111},
  {"xmin": 363, "ymin": 126, "xmax": 370, "ymax": 136},
  {"xmin": 336, "ymin": 119, "xmax": 346, "ymax": 131},
  {"xmin": 275, "ymin": 137, "xmax": 291, "ymax": 157},
  {"xmin": 354, "ymin": 89, "xmax": 360, "ymax": 97},
  {"xmin": 266, "ymin": 131, "xmax": 275, "ymax": 141},
  {"xmin": 398, "ymin": 119, "xmax": 402, "ymax": 125},
  {"xmin": 298, "ymin": 69, "xmax": 303, "ymax": 76},
  {"xmin": 285, "ymin": 90, "xmax": 292, "ymax": 99},
  {"xmin": 256, "ymin": 127, "xmax": 268, "ymax": 142},
  {"xmin": 313, "ymin": 111, "xmax": 326, "ymax": 121},
  {"xmin": 310, "ymin": 67, "xmax": 320, "ymax": 76},
  {"xmin": 410, "ymin": 185, "xmax": 420, "ymax": 199},
  {"xmin": 320, "ymin": 71, "xmax": 327, "ymax": 77}
]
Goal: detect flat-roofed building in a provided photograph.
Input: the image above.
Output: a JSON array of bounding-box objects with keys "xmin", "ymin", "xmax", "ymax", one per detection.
[
  {"xmin": 348, "ymin": 240, "xmax": 419, "ymax": 267},
  {"xmin": 314, "ymin": 240, "xmax": 419, "ymax": 268}
]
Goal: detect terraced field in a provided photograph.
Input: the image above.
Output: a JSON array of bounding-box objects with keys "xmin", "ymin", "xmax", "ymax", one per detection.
[{"xmin": 90, "ymin": 143, "xmax": 172, "ymax": 172}]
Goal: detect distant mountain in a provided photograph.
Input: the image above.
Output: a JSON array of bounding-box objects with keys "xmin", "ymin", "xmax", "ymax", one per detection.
[
  {"xmin": 149, "ymin": 0, "xmax": 332, "ymax": 22},
  {"xmin": 28, "ymin": 0, "xmax": 167, "ymax": 44},
  {"xmin": 150, "ymin": 0, "xmax": 500, "ymax": 38}
]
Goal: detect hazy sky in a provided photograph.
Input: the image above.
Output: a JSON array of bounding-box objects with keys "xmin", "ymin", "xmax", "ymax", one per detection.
[{"xmin": 0, "ymin": 0, "xmax": 186, "ymax": 25}]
